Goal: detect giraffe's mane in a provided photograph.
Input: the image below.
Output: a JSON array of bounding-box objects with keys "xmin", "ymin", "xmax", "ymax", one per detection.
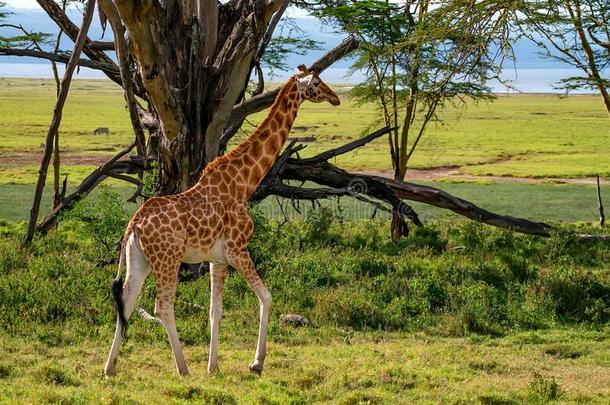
[{"xmin": 201, "ymin": 76, "xmax": 298, "ymax": 178}]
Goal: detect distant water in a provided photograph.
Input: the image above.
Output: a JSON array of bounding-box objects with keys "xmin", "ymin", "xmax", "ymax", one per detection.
[{"xmin": 0, "ymin": 63, "xmax": 598, "ymax": 94}]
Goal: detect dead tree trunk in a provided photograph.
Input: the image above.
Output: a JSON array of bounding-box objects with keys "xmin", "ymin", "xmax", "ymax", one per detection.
[
  {"xmin": 252, "ymin": 133, "xmax": 555, "ymax": 237},
  {"xmin": 597, "ymin": 175, "xmax": 605, "ymax": 227}
]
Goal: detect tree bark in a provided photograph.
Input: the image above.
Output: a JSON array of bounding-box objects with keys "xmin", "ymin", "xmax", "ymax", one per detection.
[
  {"xmin": 25, "ymin": 0, "xmax": 97, "ymax": 243},
  {"xmin": 597, "ymin": 175, "xmax": 605, "ymax": 227},
  {"xmin": 108, "ymin": 0, "xmax": 290, "ymax": 195}
]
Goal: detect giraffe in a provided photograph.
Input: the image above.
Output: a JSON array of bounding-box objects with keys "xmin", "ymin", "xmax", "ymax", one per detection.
[{"xmin": 104, "ymin": 65, "xmax": 340, "ymax": 377}]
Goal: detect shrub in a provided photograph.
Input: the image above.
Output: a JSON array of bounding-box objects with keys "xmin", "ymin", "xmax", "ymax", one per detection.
[
  {"xmin": 0, "ymin": 214, "xmax": 608, "ymax": 339},
  {"xmin": 449, "ymin": 281, "xmax": 506, "ymax": 336},
  {"xmin": 63, "ymin": 186, "xmax": 129, "ymax": 258},
  {"xmin": 529, "ymin": 372, "xmax": 561, "ymax": 402},
  {"xmin": 304, "ymin": 207, "xmax": 335, "ymax": 244}
]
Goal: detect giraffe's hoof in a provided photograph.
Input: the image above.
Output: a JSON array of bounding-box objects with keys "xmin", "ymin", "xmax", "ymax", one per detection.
[
  {"xmin": 248, "ymin": 361, "xmax": 263, "ymax": 375},
  {"xmin": 104, "ymin": 367, "xmax": 116, "ymax": 378}
]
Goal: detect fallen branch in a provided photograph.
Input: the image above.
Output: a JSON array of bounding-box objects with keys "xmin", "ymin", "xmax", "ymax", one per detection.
[
  {"xmin": 35, "ymin": 142, "xmax": 137, "ymax": 237},
  {"xmin": 302, "ymin": 126, "xmax": 395, "ymax": 163},
  {"xmin": 250, "ymin": 133, "xmax": 609, "ymax": 239},
  {"xmin": 137, "ymin": 307, "xmax": 163, "ymax": 324}
]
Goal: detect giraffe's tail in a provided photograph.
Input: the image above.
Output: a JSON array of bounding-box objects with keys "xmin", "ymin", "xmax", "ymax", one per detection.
[{"xmin": 111, "ymin": 227, "xmax": 131, "ymax": 339}]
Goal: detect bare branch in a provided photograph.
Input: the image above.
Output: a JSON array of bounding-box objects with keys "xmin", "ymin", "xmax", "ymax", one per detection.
[
  {"xmin": 302, "ymin": 126, "xmax": 395, "ymax": 163},
  {"xmin": 221, "ymin": 35, "xmax": 359, "ymax": 149},
  {"xmin": 26, "ymin": 0, "xmax": 98, "ymax": 243},
  {"xmin": 0, "ymin": 47, "xmax": 120, "ymax": 77},
  {"xmin": 35, "ymin": 142, "xmax": 137, "ymax": 237},
  {"xmin": 99, "ymin": 0, "xmax": 146, "ymax": 160},
  {"xmin": 89, "ymin": 40, "xmax": 115, "ymax": 51},
  {"xmin": 36, "ymin": 0, "xmax": 120, "ymax": 82}
]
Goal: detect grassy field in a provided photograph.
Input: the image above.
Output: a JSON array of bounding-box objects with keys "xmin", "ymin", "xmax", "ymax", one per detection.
[
  {"xmin": 1, "ymin": 179, "xmax": 608, "ymax": 224},
  {"xmin": 1, "ymin": 329, "xmax": 608, "ymax": 403},
  {"xmin": 0, "ymin": 78, "xmax": 608, "ymax": 226},
  {"xmin": 0, "ymin": 208, "xmax": 609, "ymax": 403},
  {"xmin": 0, "ymin": 78, "xmax": 609, "ymax": 185},
  {"xmin": 1, "ymin": 79, "xmax": 609, "ymax": 403}
]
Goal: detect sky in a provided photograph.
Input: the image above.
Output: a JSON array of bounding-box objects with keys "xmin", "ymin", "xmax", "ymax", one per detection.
[
  {"xmin": 2, "ymin": 0, "xmax": 311, "ymax": 16},
  {"xmin": 4, "ymin": 0, "xmax": 38, "ymax": 9}
]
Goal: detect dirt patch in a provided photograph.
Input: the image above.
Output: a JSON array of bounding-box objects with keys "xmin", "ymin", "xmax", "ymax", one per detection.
[
  {"xmin": 2, "ymin": 151, "xmax": 606, "ymax": 186},
  {"xmin": 288, "ymin": 136, "xmax": 317, "ymax": 143},
  {"xmin": 0, "ymin": 152, "xmax": 110, "ymax": 166},
  {"xmin": 357, "ymin": 167, "xmax": 609, "ymax": 186}
]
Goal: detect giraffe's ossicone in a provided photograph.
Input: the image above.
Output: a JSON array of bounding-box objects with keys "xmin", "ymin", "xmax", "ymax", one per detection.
[{"xmin": 104, "ymin": 65, "xmax": 341, "ymax": 377}]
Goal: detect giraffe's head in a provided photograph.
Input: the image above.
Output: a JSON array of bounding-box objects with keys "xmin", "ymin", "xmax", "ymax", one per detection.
[{"xmin": 295, "ymin": 64, "xmax": 340, "ymax": 106}]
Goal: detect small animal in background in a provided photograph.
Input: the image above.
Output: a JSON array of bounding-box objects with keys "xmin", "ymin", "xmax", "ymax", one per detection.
[{"xmin": 94, "ymin": 127, "xmax": 110, "ymax": 135}]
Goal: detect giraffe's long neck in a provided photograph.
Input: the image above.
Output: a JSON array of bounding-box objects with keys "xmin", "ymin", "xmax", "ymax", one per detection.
[{"xmin": 233, "ymin": 79, "xmax": 302, "ymax": 199}]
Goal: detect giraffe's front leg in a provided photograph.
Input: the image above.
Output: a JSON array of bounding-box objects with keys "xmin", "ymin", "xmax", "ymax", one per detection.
[
  {"xmin": 228, "ymin": 249, "xmax": 272, "ymax": 374},
  {"xmin": 208, "ymin": 262, "xmax": 228, "ymax": 374}
]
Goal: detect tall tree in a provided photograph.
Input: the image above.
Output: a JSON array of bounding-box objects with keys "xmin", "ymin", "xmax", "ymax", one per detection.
[
  {"xmin": 520, "ymin": 0, "xmax": 610, "ymax": 117},
  {"xmin": 308, "ymin": 0, "xmax": 514, "ymax": 239},
  {"xmin": 0, "ymin": 0, "xmax": 360, "ymax": 239},
  {"xmin": 4, "ymin": 0, "xmax": 602, "ymax": 243}
]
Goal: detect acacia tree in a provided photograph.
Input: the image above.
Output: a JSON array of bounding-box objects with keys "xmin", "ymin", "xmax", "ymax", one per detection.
[
  {"xmin": 308, "ymin": 0, "xmax": 514, "ymax": 239},
  {"xmin": 2, "ymin": 0, "xmax": 602, "ymax": 243},
  {"xmin": 0, "ymin": 0, "xmax": 358, "ymax": 241},
  {"xmin": 520, "ymin": 0, "xmax": 610, "ymax": 117}
]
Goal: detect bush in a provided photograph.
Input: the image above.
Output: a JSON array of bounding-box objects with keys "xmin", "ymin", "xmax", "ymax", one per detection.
[
  {"xmin": 449, "ymin": 281, "xmax": 506, "ymax": 336},
  {"xmin": 64, "ymin": 185, "xmax": 129, "ymax": 257},
  {"xmin": 304, "ymin": 207, "xmax": 335, "ymax": 244},
  {"xmin": 529, "ymin": 372, "xmax": 561, "ymax": 402},
  {"xmin": 0, "ymin": 208, "xmax": 608, "ymax": 340}
]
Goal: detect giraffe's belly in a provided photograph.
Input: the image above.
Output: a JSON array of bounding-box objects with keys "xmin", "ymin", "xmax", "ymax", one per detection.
[{"xmin": 182, "ymin": 237, "xmax": 227, "ymax": 265}]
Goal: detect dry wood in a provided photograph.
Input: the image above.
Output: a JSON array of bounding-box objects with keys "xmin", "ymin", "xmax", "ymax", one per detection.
[
  {"xmin": 252, "ymin": 132, "xmax": 556, "ymax": 237},
  {"xmin": 100, "ymin": 0, "xmax": 147, "ymax": 162},
  {"xmin": 25, "ymin": 0, "xmax": 97, "ymax": 243},
  {"xmin": 36, "ymin": 143, "xmax": 137, "ymax": 237},
  {"xmin": 597, "ymin": 175, "xmax": 605, "ymax": 227}
]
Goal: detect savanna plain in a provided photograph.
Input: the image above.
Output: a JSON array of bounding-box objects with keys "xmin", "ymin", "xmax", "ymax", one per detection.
[{"xmin": 0, "ymin": 78, "xmax": 608, "ymax": 404}]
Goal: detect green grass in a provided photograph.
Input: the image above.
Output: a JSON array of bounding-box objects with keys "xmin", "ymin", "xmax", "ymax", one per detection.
[
  {"xmin": 1, "ymin": 179, "xmax": 608, "ymax": 224},
  {"xmin": 1, "ymin": 79, "xmax": 610, "ymax": 403},
  {"xmin": 0, "ymin": 208, "xmax": 609, "ymax": 403},
  {"xmin": 1, "ymin": 329, "xmax": 608, "ymax": 403},
  {"xmin": 1, "ymin": 79, "xmax": 609, "ymax": 183}
]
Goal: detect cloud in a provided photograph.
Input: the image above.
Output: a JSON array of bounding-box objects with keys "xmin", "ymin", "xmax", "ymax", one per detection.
[{"xmin": 4, "ymin": 0, "xmax": 40, "ymax": 10}]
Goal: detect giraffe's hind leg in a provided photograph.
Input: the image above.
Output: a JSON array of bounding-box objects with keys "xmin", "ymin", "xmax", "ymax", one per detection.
[
  {"xmin": 153, "ymin": 261, "xmax": 190, "ymax": 376},
  {"xmin": 227, "ymin": 248, "xmax": 272, "ymax": 374},
  {"xmin": 105, "ymin": 233, "xmax": 151, "ymax": 377}
]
